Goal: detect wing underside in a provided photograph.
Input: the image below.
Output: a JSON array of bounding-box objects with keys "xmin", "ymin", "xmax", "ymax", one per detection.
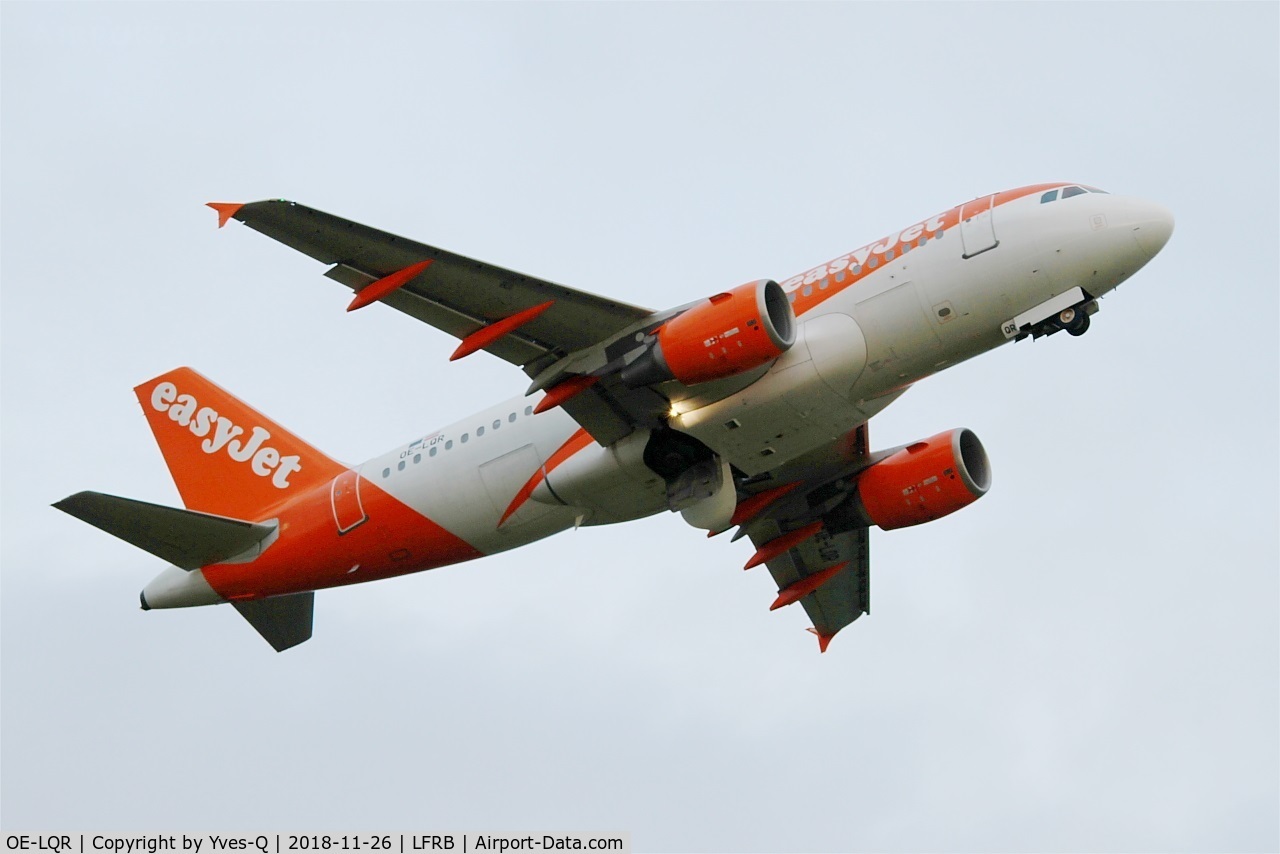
[
  {"xmin": 753, "ymin": 523, "xmax": 870, "ymax": 646},
  {"xmin": 734, "ymin": 423, "xmax": 876, "ymax": 650},
  {"xmin": 226, "ymin": 200, "xmax": 654, "ymax": 379}
]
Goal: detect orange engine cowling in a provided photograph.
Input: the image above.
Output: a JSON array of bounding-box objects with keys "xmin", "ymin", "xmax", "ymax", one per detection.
[
  {"xmin": 856, "ymin": 429, "xmax": 992, "ymax": 530},
  {"xmin": 621, "ymin": 279, "xmax": 795, "ymax": 387}
]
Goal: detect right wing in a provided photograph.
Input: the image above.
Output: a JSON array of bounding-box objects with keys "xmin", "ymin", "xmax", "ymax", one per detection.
[
  {"xmin": 214, "ymin": 200, "xmax": 680, "ymax": 444},
  {"xmin": 217, "ymin": 200, "xmax": 655, "ymax": 379}
]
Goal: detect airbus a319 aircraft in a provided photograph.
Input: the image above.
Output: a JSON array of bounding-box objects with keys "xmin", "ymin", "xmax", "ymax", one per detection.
[{"xmin": 57, "ymin": 183, "xmax": 1173, "ymax": 652}]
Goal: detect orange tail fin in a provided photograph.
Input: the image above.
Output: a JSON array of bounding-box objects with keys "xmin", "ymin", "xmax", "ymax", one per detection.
[{"xmin": 135, "ymin": 367, "xmax": 345, "ymax": 519}]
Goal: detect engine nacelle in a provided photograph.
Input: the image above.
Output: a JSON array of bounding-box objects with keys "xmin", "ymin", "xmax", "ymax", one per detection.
[
  {"xmin": 855, "ymin": 428, "xmax": 991, "ymax": 530},
  {"xmin": 621, "ymin": 279, "xmax": 795, "ymax": 387}
]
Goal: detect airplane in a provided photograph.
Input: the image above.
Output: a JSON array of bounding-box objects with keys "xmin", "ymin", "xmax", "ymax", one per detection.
[{"xmin": 55, "ymin": 183, "xmax": 1174, "ymax": 652}]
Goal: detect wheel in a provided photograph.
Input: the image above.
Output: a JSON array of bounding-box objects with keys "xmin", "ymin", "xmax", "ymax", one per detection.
[{"xmin": 1056, "ymin": 306, "xmax": 1090, "ymax": 336}]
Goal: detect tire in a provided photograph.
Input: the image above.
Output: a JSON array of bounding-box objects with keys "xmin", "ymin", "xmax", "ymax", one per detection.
[{"xmin": 1057, "ymin": 306, "xmax": 1090, "ymax": 336}]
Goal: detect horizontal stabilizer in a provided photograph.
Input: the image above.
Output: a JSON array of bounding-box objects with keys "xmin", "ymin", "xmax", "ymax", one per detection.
[
  {"xmin": 53, "ymin": 491, "xmax": 275, "ymax": 570},
  {"xmin": 232, "ymin": 592, "xmax": 314, "ymax": 652}
]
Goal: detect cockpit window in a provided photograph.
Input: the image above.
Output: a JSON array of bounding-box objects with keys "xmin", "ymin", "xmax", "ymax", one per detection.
[{"xmin": 1042, "ymin": 184, "xmax": 1110, "ymax": 204}]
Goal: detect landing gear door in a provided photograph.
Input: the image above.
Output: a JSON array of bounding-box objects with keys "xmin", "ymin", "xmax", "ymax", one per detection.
[
  {"xmin": 331, "ymin": 469, "xmax": 368, "ymax": 535},
  {"xmin": 960, "ymin": 195, "xmax": 999, "ymax": 258}
]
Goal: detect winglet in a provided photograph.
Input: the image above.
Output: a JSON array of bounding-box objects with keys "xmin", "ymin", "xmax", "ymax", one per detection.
[
  {"xmin": 807, "ymin": 627, "xmax": 836, "ymax": 653},
  {"xmin": 206, "ymin": 202, "xmax": 244, "ymax": 228}
]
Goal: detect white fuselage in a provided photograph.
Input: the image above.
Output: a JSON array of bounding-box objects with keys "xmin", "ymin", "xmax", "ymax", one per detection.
[{"xmin": 360, "ymin": 185, "xmax": 1171, "ymax": 560}]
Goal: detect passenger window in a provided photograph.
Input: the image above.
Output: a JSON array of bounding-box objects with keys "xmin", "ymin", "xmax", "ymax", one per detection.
[
  {"xmin": 476, "ymin": 426, "xmax": 485, "ymax": 437},
  {"xmin": 1062, "ymin": 186, "xmax": 1087, "ymax": 199},
  {"xmin": 524, "ymin": 406, "xmax": 533, "ymax": 416},
  {"xmin": 508, "ymin": 413, "xmax": 517, "ymax": 423},
  {"xmin": 493, "ymin": 419, "xmax": 502, "ymax": 430},
  {"xmin": 429, "ymin": 447, "xmax": 437, "ymax": 457},
  {"xmin": 445, "ymin": 440, "xmax": 453, "ymax": 450},
  {"xmin": 1041, "ymin": 190, "xmax": 1059, "ymax": 204}
]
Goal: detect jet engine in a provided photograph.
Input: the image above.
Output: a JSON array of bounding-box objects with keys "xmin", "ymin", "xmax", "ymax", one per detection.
[
  {"xmin": 621, "ymin": 279, "xmax": 795, "ymax": 387},
  {"xmin": 852, "ymin": 428, "xmax": 991, "ymax": 530}
]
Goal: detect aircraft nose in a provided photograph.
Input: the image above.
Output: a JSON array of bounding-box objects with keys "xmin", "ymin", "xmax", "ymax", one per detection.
[{"xmin": 1128, "ymin": 199, "xmax": 1175, "ymax": 260}]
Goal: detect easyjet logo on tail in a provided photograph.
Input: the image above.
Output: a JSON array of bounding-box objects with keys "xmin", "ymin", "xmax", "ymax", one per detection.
[{"xmin": 149, "ymin": 381, "xmax": 301, "ymax": 488}]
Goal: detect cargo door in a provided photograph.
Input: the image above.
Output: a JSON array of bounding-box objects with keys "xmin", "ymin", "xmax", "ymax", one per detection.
[
  {"xmin": 330, "ymin": 469, "xmax": 368, "ymax": 534},
  {"xmin": 960, "ymin": 194, "xmax": 999, "ymax": 258}
]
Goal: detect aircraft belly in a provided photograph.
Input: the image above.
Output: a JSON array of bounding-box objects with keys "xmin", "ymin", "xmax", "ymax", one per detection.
[
  {"xmin": 541, "ymin": 430, "xmax": 669, "ymax": 525},
  {"xmin": 368, "ymin": 401, "xmax": 586, "ymax": 556},
  {"xmin": 674, "ymin": 319, "xmax": 869, "ymax": 477}
]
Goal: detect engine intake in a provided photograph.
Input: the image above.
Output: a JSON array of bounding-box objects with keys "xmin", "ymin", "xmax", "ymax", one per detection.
[
  {"xmin": 621, "ymin": 279, "xmax": 795, "ymax": 387},
  {"xmin": 854, "ymin": 428, "xmax": 991, "ymax": 530}
]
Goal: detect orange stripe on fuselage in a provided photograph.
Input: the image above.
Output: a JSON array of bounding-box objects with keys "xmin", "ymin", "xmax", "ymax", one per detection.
[
  {"xmin": 783, "ymin": 183, "xmax": 1068, "ymax": 318},
  {"xmin": 498, "ymin": 428, "xmax": 594, "ymax": 526},
  {"xmin": 201, "ymin": 474, "xmax": 483, "ymax": 601}
]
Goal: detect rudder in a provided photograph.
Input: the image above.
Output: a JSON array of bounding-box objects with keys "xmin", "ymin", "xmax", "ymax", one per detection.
[{"xmin": 136, "ymin": 367, "xmax": 345, "ymax": 519}]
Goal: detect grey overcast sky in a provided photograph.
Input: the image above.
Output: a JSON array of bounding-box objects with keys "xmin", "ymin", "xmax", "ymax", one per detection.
[{"xmin": 2, "ymin": 3, "xmax": 1277, "ymax": 851}]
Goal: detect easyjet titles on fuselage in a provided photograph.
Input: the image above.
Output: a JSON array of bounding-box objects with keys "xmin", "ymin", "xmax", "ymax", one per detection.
[{"xmin": 781, "ymin": 213, "xmax": 948, "ymax": 290}]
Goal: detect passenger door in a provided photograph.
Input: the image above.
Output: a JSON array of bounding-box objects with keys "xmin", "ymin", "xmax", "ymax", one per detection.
[
  {"xmin": 330, "ymin": 469, "xmax": 368, "ymax": 534},
  {"xmin": 959, "ymin": 194, "xmax": 999, "ymax": 258}
]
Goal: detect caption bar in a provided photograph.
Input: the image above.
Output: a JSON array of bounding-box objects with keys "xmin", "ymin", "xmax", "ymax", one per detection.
[{"xmin": 4, "ymin": 837, "xmax": 629, "ymax": 854}]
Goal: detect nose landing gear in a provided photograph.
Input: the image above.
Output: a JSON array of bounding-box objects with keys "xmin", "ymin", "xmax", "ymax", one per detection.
[
  {"xmin": 1054, "ymin": 306, "xmax": 1091, "ymax": 337},
  {"xmin": 1001, "ymin": 286, "xmax": 1099, "ymax": 342},
  {"xmin": 1025, "ymin": 297, "xmax": 1098, "ymax": 340}
]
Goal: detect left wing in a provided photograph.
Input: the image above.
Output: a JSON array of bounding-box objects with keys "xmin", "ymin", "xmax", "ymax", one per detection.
[
  {"xmin": 749, "ymin": 521, "xmax": 870, "ymax": 652},
  {"xmin": 732, "ymin": 424, "xmax": 876, "ymax": 651}
]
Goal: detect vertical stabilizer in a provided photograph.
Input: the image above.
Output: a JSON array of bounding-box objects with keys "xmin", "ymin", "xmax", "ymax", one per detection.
[{"xmin": 135, "ymin": 367, "xmax": 345, "ymax": 519}]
